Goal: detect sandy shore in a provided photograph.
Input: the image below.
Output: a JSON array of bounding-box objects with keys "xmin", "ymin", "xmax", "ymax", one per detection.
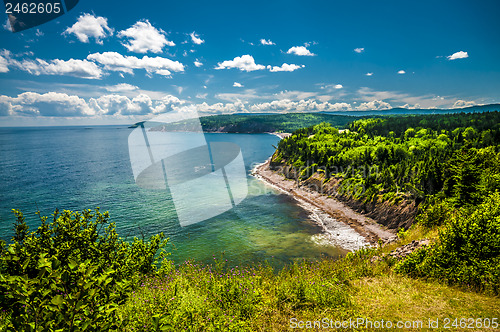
[
  {"xmin": 269, "ymin": 132, "xmax": 292, "ymax": 139},
  {"xmin": 252, "ymin": 159, "xmax": 396, "ymax": 247}
]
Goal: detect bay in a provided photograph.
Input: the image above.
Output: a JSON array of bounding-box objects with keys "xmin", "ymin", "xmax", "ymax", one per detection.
[{"xmin": 0, "ymin": 126, "xmax": 347, "ymax": 267}]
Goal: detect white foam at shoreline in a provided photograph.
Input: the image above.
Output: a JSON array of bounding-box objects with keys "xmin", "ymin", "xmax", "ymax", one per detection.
[
  {"xmin": 298, "ymin": 200, "xmax": 370, "ymax": 252},
  {"xmin": 252, "ymin": 162, "xmax": 371, "ymax": 252}
]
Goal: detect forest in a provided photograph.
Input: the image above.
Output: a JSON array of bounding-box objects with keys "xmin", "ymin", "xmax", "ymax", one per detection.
[
  {"xmin": 148, "ymin": 113, "xmax": 362, "ymax": 133},
  {"xmin": 274, "ymin": 111, "xmax": 500, "ymax": 293}
]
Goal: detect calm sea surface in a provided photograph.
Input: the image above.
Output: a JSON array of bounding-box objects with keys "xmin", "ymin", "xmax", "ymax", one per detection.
[{"xmin": 0, "ymin": 126, "xmax": 347, "ymax": 267}]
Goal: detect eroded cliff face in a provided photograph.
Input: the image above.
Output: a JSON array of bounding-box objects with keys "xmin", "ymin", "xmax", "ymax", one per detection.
[{"xmin": 269, "ymin": 158, "xmax": 418, "ymax": 230}]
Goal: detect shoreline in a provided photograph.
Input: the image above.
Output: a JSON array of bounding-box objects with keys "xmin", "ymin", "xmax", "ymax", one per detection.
[{"xmin": 252, "ymin": 159, "xmax": 396, "ymax": 248}]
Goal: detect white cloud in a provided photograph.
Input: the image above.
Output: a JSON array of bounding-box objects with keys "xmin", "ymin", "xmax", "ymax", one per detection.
[
  {"xmin": 104, "ymin": 83, "xmax": 139, "ymax": 92},
  {"xmin": 35, "ymin": 29, "xmax": 44, "ymax": 37},
  {"xmin": 215, "ymin": 55, "xmax": 265, "ymax": 72},
  {"xmin": 93, "ymin": 93, "xmax": 154, "ymax": 115},
  {"xmin": 196, "ymin": 93, "xmax": 208, "ymax": 99},
  {"xmin": 10, "ymin": 57, "xmax": 103, "ymax": 79},
  {"xmin": 3, "ymin": 18, "xmax": 12, "ymax": 32},
  {"xmin": 356, "ymin": 100, "xmax": 392, "ymax": 111},
  {"xmin": 267, "ymin": 63, "xmax": 304, "ymax": 72},
  {"xmin": 260, "ymin": 39, "xmax": 275, "ymax": 45},
  {"xmin": 453, "ymin": 100, "xmax": 477, "ymax": 108},
  {"xmin": 248, "ymin": 99, "xmax": 351, "ymax": 113},
  {"xmin": 354, "ymin": 47, "xmax": 364, "ymax": 53},
  {"xmin": 87, "ymin": 52, "xmax": 184, "ymax": 76},
  {"xmin": 401, "ymin": 103, "xmax": 421, "ymax": 109},
  {"xmin": 118, "ymin": 20, "xmax": 174, "ymax": 53},
  {"xmin": 334, "ymin": 84, "xmax": 343, "ymax": 89},
  {"xmin": 447, "ymin": 51, "xmax": 468, "ymax": 60},
  {"xmin": 233, "ymin": 82, "xmax": 243, "ymax": 88},
  {"xmin": 0, "ymin": 91, "xmax": 185, "ymax": 118},
  {"xmin": 190, "ymin": 32, "xmax": 204, "ymax": 45},
  {"xmin": 365, "ymin": 72, "xmax": 373, "ymax": 76},
  {"xmin": 194, "ymin": 60, "xmax": 203, "ymax": 67},
  {"xmin": 0, "ymin": 55, "xmax": 9, "ymax": 73},
  {"xmin": 64, "ymin": 13, "xmax": 113, "ymax": 44},
  {"xmin": 0, "ymin": 96, "xmax": 13, "ymax": 116},
  {"xmin": 398, "ymin": 70, "xmax": 406, "ymax": 74},
  {"xmin": 216, "ymin": 55, "xmax": 305, "ymax": 73},
  {"xmin": 194, "ymin": 101, "xmax": 248, "ymax": 114},
  {"xmin": 1, "ymin": 92, "xmax": 96, "ymax": 116},
  {"xmin": 286, "ymin": 46, "xmax": 315, "ymax": 56}
]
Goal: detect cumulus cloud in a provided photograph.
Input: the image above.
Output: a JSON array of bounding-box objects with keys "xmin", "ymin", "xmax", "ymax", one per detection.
[
  {"xmin": 447, "ymin": 51, "xmax": 468, "ymax": 60},
  {"xmin": 334, "ymin": 84, "xmax": 343, "ymax": 89},
  {"xmin": 1, "ymin": 92, "xmax": 96, "ymax": 116},
  {"xmin": 215, "ymin": 55, "xmax": 265, "ymax": 72},
  {"xmin": 215, "ymin": 55, "xmax": 305, "ymax": 73},
  {"xmin": 104, "ymin": 83, "xmax": 139, "ymax": 92},
  {"xmin": 93, "ymin": 93, "xmax": 154, "ymax": 115},
  {"xmin": 87, "ymin": 52, "xmax": 184, "ymax": 76},
  {"xmin": 1, "ymin": 91, "xmax": 184, "ymax": 117},
  {"xmin": 194, "ymin": 60, "xmax": 203, "ymax": 67},
  {"xmin": 401, "ymin": 103, "xmax": 422, "ymax": 109},
  {"xmin": 260, "ymin": 39, "xmax": 275, "ymax": 45},
  {"xmin": 190, "ymin": 32, "xmax": 204, "ymax": 45},
  {"xmin": 64, "ymin": 13, "xmax": 113, "ymax": 44},
  {"xmin": 356, "ymin": 100, "xmax": 392, "ymax": 111},
  {"xmin": 233, "ymin": 82, "xmax": 243, "ymax": 88},
  {"xmin": 286, "ymin": 46, "xmax": 315, "ymax": 56},
  {"xmin": 453, "ymin": 99, "xmax": 477, "ymax": 108},
  {"xmin": 193, "ymin": 101, "xmax": 248, "ymax": 115},
  {"xmin": 118, "ymin": 20, "xmax": 174, "ymax": 53},
  {"xmin": 366, "ymin": 72, "xmax": 373, "ymax": 76},
  {"xmin": 267, "ymin": 63, "xmax": 304, "ymax": 72},
  {"xmin": 10, "ymin": 57, "xmax": 103, "ymax": 79},
  {"xmin": 249, "ymin": 99, "xmax": 351, "ymax": 113},
  {"xmin": 354, "ymin": 47, "xmax": 364, "ymax": 53},
  {"xmin": 398, "ymin": 70, "xmax": 406, "ymax": 74}
]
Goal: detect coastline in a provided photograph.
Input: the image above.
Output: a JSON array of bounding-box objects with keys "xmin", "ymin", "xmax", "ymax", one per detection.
[{"xmin": 252, "ymin": 159, "xmax": 397, "ymax": 248}]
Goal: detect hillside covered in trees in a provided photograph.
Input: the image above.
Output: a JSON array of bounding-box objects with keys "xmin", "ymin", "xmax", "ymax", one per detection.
[
  {"xmin": 146, "ymin": 113, "xmax": 362, "ymax": 133},
  {"xmin": 274, "ymin": 111, "xmax": 500, "ymax": 207},
  {"xmin": 272, "ymin": 111, "xmax": 500, "ymax": 292}
]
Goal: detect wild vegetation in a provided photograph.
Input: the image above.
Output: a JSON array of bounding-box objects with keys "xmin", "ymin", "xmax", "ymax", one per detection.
[
  {"xmin": 2, "ymin": 111, "xmax": 500, "ymax": 330},
  {"xmin": 1, "ymin": 211, "xmax": 498, "ymax": 331},
  {"xmin": 273, "ymin": 111, "xmax": 500, "ymax": 293}
]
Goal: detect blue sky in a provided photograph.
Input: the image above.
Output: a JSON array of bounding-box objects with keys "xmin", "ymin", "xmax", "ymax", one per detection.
[{"xmin": 0, "ymin": 0, "xmax": 499, "ymax": 125}]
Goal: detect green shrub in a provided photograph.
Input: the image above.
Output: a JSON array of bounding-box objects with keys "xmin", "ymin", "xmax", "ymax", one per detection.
[
  {"xmin": 0, "ymin": 209, "xmax": 168, "ymax": 331},
  {"xmin": 395, "ymin": 191, "xmax": 500, "ymax": 293},
  {"xmin": 416, "ymin": 198, "xmax": 455, "ymax": 228}
]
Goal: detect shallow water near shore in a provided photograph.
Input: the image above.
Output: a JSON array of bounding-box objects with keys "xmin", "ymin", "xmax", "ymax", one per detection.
[{"xmin": 0, "ymin": 126, "xmax": 354, "ymax": 267}]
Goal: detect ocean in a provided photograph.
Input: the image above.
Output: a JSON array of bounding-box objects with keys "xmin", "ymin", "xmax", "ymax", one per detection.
[{"xmin": 0, "ymin": 126, "xmax": 352, "ymax": 267}]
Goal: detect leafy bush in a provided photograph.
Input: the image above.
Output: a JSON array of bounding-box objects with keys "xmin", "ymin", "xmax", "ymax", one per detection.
[
  {"xmin": 416, "ymin": 198, "xmax": 455, "ymax": 228},
  {"xmin": 395, "ymin": 191, "xmax": 500, "ymax": 294},
  {"xmin": 0, "ymin": 209, "xmax": 168, "ymax": 331}
]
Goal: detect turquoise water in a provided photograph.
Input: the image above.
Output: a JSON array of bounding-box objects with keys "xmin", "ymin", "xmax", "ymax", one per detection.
[{"xmin": 0, "ymin": 126, "xmax": 347, "ymax": 267}]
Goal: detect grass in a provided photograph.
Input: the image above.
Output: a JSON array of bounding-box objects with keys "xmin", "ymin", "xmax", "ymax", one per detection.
[
  {"xmin": 113, "ymin": 234, "xmax": 500, "ymax": 331},
  {"xmin": 353, "ymin": 274, "xmax": 500, "ymax": 331},
  {"xmin": 1, "ymin": 222, "xmax": 498, "ymax": 331}
]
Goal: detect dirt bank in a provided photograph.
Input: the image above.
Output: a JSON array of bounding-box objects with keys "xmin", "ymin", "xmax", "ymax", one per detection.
[{"xmin": 253, "ymin": 159, "xmax": 397, "ymax": 245}]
